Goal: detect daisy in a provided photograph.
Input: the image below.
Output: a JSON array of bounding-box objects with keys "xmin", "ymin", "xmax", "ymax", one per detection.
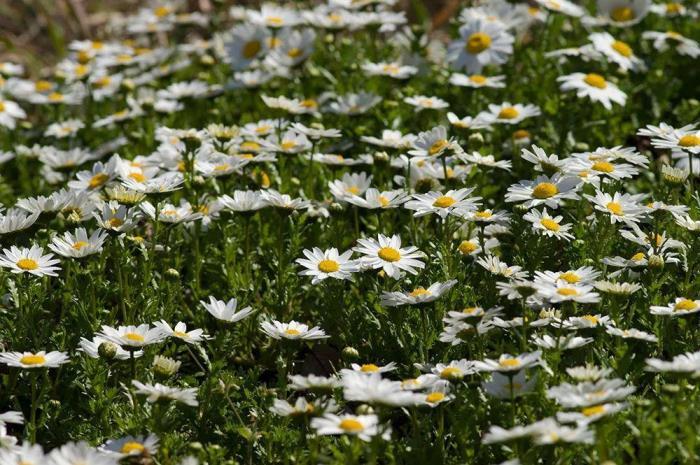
[
  {"xmin": 567, "ymin": 365, "xmax": 614, "ymax": 381},
  {"xmin": 45, "ymin": 119, "xmax": 85, "ymax": 139},
  {"xmin": 546, "ymin": 378, "xmax": 635, "ymax": 407},
  {"xmin": 0, "ymin": 209, "xmax": 39, "ymax": 236},
  {"xmin": 265, "ymin": 28, "xmax": 316, "ymax": 68},
  {"xmin": 49, "ymin": 442, "xmax": 118, "ymax": 465},
  {"xmin": 534, "ymin": 0, "xmax": 586, "ymax": 16},
  {"xmin": 449, "ymin": 73, "xmax": 506, "ymax": 88},
  {"xmin": 311, "ymin": 414, "xmax": 389, "ymax": 442},
  {"xmin": 447, "ymin": 18, "xmax": 514, "ymax": 73},
  {"xmin": 589, "ymin": 32, "xmax": 645, "ymax": 72},
  {"xmin": 535, "ymin": 267, "xmax": 602, "ymax": 286},
  {"xmin": 532, "ymin": 334, "xmax": 594, "ymax": 350},
  {"xmin": 0, "ymin": 351, "xmax": 69, "ymax": 369},
  {"xmin": 650, "ymin": 297, "xmax": 700, "ymax": 316},
  {"xmin": 474, "ymin": 351, "xmax": 544, "ymax": 373},
  {"xmin": 446, "ymin": 112, "xmax": 493, "ymax": 131},
  {"xmin": 483, "ymin": 371, "xmax": 537, "ymax": 399},
  {"xmin": 260, "ymin": 190, "xmax": 310, "ymax": 211},
  {"xmin": 325, "ymin": 92, "xmax": 382, "ymax": 115},
  {"xmin": 362, "ymin": 61, "xmax": 418, "ymax": 79},
  {"xmin": 460, "ymin": 152, "xmax": 512, "ymax": 171},
  {"xmin": 646, "ymin": 351, "xmax": 700, "ymax": 374},
  {"xmin": 476, "ymin": 255, "xmax": 527, "ymax": 279},
  {"xmin": 328, "ymin": 172, "xmax": 373, "ymax": 201},
  {"xmin": 562, "ymin": 314, "xmax": 611, "ymax": 329},
  {"xmin": 649, "ymin": 127, "xmax": 700, "ymax": 155},
  {"xmin": 132, "ymin": 381, "xmax": 198, "ymax": 407},
  {"xmin": 606, "ymin": 327, "xmax": 658, "ymax": 342},
  {"xmin": 480, "ymin": 102, "xmax": 541, "ymax": 125},
  {"xmin": 200, "ymin": 296, "xmax": 255, "ymax": 323},
  {"xmin": 353, "ymin": 234, "xmax": 425, "ymax": 278},
  {"xmin": 403, "ymin": 95, "xmax": 449, "ymax": 112},
  {"xmin": 0, "ymin": 443, "xmax": 46, "ymax": 465},
  {"xmin": 344, "ymin": 188, "xmax": 408, "ymax": 210},
  {"xmin": 260, "ymin": 320, "xmax": 329, "ymax": 340},
  {"xmin": 505, "ymin": 174, "xmax": 581, "ymax": 209},
  {"xmin": 408, "ymin": 126, "xmax": 455, "ymax": 158},
  {"xmin": 537, "ymin": 282, "xmax": 601, "ymax": 304},
  {"xmin": 154, "ymin": 321, "xmax": 209, "ymax": 344},
  {"xmin": 531, "ymin": 421, "xmax": 595, "ymax": 445},
  {"xmin": 557, "ymin": 73, "xmax": 627, "ymax": 110},
  {"xmin": 380, "ymin": 280, "xmax": 458, "ymax": 307},
  {"xmin": 122, "ymin": 173, "xmax": 184, "ymax": 194},
  {"xmin": 524, "ymin": 208, "xmax": 575, "ymax": 241},
  {"xmin": 225, "ymin": 24, "xmax": 270, "ymax": 71},
  {"xmin": 101, "ymin": 435, "xmax": 159, "ymax": 457},
  {"xmin": 404, "ymin": 188, "xmax": 481, "ymax": 219},
  {"xmin": 288, "ymin": 374, "xmax": 342, "ymax": 392},
  {"xmin": 347, "ymin": 362, "xmax": 398, "ymax": 375},
  {"xmin": 49, "ymin": 228, "xmax": 108, "ymax": 258},
  {"xmin": 584, "ymin": 190, "xmax": 646, "ymax": 225},
  {"xmin": 98, "ymin": 324, "xmax": 166, "ymax": 350},
  {"xmin": 219, "ymin": 190, "xmax": 267, "ymax": 213},
  {"xmin": 593, "ymin": 280, "xmax": 642, "ymax": 295},
  {"xmin": 79, "ymin": 336, "xmax": 141, "ymax": 361},
  {"xmin": 521, "ymin": 145, "xmax": 567, "ymax": 175},
  {"xmin": 295, "ymin": 247, "xmax": 359, "ymax": 284},
  {"xmin": 0, "ymin": 98, "xmax": 26, "ymax": 129},
  {"xmin": 94, "ymin": 202, "xmax": 139, "ymax": 234},
  {"xmin": 341, "ymin": 372, "xmax": 420, "ymax": 406},
  {"xmin": 586, "ymin": 0, "xmax": 650, "ymax": 26},
  {"xmin": 269, "ymin": 397, "xmax": 325, "ymax": 417},
  {"xmin": 0, "ymin": 245, "xmax": 61, "ymax": 277},
  {"xmin": 642, "ymin": 31, "xmax": 700, "ymax": 57},
  {"xmin": 248, "ymin": 4, "xmax": 302, "ymax": 28},
  {"xmin": 361, "ymin": 130, "xmax": 415, "ymax": 150}
]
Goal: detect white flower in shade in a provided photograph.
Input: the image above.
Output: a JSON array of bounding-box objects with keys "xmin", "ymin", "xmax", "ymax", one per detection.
[
  {"xmin": 534, "ymin": 0, "xmax": 586, "ymax": 16},
  {"xmin": 459, "ymin": 152, "xmax": 512, "ymax": 171},
  {"xmin": 403, "ymin": 95, "xmax": 449, "ymax": 112},
  {"xmin": 79, "ymin": 336, "xmax": 142, "ymax": 360},
  {"xmin": 344, "ymin": 188, "xmax": 408, "ymax": 210},
  {"xmin": 650, "ymin": 297, "xmax": 700, "ymax": 316},
  {"xmin": 649, "ymin": 127, "xmax": 700, "ymax": 155},
  {"xmin": 200, "ymin": 297, "xmax": 255, "ymax": 323},
  {"xmin": 380, "ymin": 280, "xmax": 457, "ymax": 307},
  {"xmin": 0, "ymin": 411, "xmax": 22, "ymax": 427},
  {"xmin": 646, "ymin": 351, "xmax": 700, "ymax": 374},
  {"xmin": 408, "ymin": 126, "xmax": 454, "ymax": 158},
  {"xmin": 0, "ymin": 245, "xmax": 61, "ymax": 277},
  {"xmin": 474, "ymin": 351, "xmax": 544, "ymax": 373},
  {"xmin": 449, "ymin": 73, "xmax": 506, "ymax": 88},
  {"xmin": 642, "ymin": 31, "xmax": 700, "ymax": 57},
  {"xmin": 535, "ymin": 267, "xmax": 601, "ymax": 286},
  {"xmin": 557, "ymin": 73, "xmax": 627, "ymax": 110},
  {"xmin": 94, "ymin": 202, "xmax": 138, "ymax": 234},
  {"xmin": 290, "ymin": 122, "xmax": 341, "ymax": 140},
  {"xmin": 585, "ymin": 0, "xmax": 650, "ymax": 27},
  {"xmin": 311, "ymin": 414, "xmax": 389, "ymax": 442},
  {"xmin": 593, "ymin": 280, "xmax": 642, "ymax": 295},
  {"xmin": 362, "ymin": 61, "xmax": 417, "ymax": 79},
  {"xmin": 325, "ymin": 92, "xmax": 381, "ymax": 115},
  {"xmin": 447, "ymin": 18, "xmax": 514, "ymax": 73},
  {"xmin": 557, "ymin": 402, "xmax": 629, "ymax": 425},
  {"xmin": 266, "ymin": 28, "xmax": 316, "ymax": 68},
  {"xmin": 261, "ymin": 190, "xmax": 310, "ymax": 211},
  {"xmin": 567, "ymin": 365, "xmax": 613, "ymax": 381},
  {"xmin": 589, "ymin": 33, "xmax": 645, "ymax": 72},
  {"xmin": 480, "ymin": 102, "xmax": 541, "ymax": 125},
  {"xmin": 269, "ymin": 397, "xmax": 329, "ymax": 417},
  {"xmin": 546, "ymin": 378, "xmax": 635, "ymax": 408},
  {"xmin": 404, "ymin": 188, "xmax": 481, "ymax": 219},
  {"xmin": 347, "ymin": 362, "xmax": 398, "ymax": 375},
  {"xmin": 101, "ymin": 434, "xmax": 159, "ymax": 457},
  {"xmin": 122, "ymin": 173, "xmax": 184, "ymax": 194},
  {"xmin": 225, "ymin": 24, "xmax": 270, "ymax": 70},
  {"xmin": 584, "ymin": 190, "xmax": 646, "ymax": 225},
  {"xmin": 420, "ymin": 383, "xmax": 454, "ymax": 407},
  {"xmin": 154, "ymin": 321, "xmax": 209, "ymax": 344},
  {"xmin": 483, "ymin": 371, "xmax": 537, "ymax": 399},
  {"xmin": 248, "ymin": 4, "xmax": 302, "ymax": 28},
  {"xmin": 537, "ymin": 283, "xmax": 601, "ymax": 304},
  {"xmin": 49, "ymin": 228, "xmax": 108, "ymax": 258},
  {"xmin": 49, "ymin": 442, "xmax": 118, "ymax": 465},
  {"xmin": 0, "ymin": 443, "xmax": 46, "ymax": 465},
  {"xmin": 288, "ymin": 374, "xmax": 342, "ymax": 392},
  {"xmin": 132, "ymin": 381, "xmax": 198, "ymax": 407},
  {"xmin": 446, "ymin": 112, "xmax": 493, "ymax": 131},
  {"xmin": 140, "ymin": 200, "xmax": 202, "ymax": 224},
  {"xmin": 341, "ymin": 372, "xmax": 420, "ymax": 406},
  {"xmin": 361, "ymin": 130, "xmax": 415, "ymax": 149},
  {"xmin": 606, "ymin": 326, "xmax": 657, "ymax": 343},
  {"xmin": 531, "ymin": 421, "xmax": 595, "ymax": 445},
  {"xmin": 505, "ymin": 174, "xmax": 581, "ymax": 209},
  {"xmin": 328, "ymin": 172, "xmax": 373, "ymax": 200},
  {"xmin": 295, "ymin": 247, "xmax": 359, "ymax": 284},
  {"xmin": 219, "ymin": 190, "xmax": 267, "ymax": 213},
  {"xmin": 260, "ymin": 320, "xmax": 328, "ymax": 340},
  {"xmin": 98, "ymin": 324, "xmax": 166, "ymax": 349},
  {"xmin": 482, "ymin": 419, "xmax": 555, "ymax": 444},
  {"xmin": 353, "ymin": 234, "xmax": 425, "ymax": 278},
  {"xmin": 0, "ymin": 209, "xmax": 39, "ymax": 235},
  {"xmin": 524, "ymin": 208, "xmax": 575, "ymax": 241},
  {"xmin": 476, "ymin": 255, "xmax": 527, "ymax": 279},
  {"xmin": 431, "ymin": 359, "xmax": 478, "ymax": 380},
  {"xmin": 532, "ymin": 334, "xmax": 594, "ymax": 350},
  {"xmin": 0, "ymin": 98, "xmax": 26, "ymax": 129},
  {"xmin": 45, "ymin": 119, "xmax": 85, "ymax": 138},
  {"xmin": 0, "ymin": 351, "xmax": 69, "ymax": 369}
]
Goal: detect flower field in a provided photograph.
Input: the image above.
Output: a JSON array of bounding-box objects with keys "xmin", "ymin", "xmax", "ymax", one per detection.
[{"xmin": 0, "ymin": 0, "xmax": 699, "ymax": 464}]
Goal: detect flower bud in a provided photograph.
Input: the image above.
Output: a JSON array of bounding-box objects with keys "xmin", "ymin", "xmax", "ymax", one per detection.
[{"xmin": 98, "ymin": 342, "xmax": 118, "ymax": 360}]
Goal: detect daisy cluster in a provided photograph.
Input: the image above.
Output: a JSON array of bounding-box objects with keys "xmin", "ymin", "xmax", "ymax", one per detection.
[{"xmin": 0, "ymin": 0, "xmax": 698, "ymax": 464}]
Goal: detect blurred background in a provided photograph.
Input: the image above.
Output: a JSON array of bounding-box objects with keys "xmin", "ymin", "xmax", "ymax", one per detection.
[{"xmin": 0, "ymin": 0, "xmax": 462, "ymax": 75}]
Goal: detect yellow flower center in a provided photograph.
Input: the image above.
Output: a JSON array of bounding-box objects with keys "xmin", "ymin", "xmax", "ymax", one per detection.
[
  {"xmin": 584, "ymin": 73, "xmax": 607, "ymax": 89},
  {"xmin": 409, "ymin": 287, "xmax": 431, "ymax": 297},
  {"xmin": 540, "ymin": 218, "xmax": 560, "ymax": 231},
  {"xmin": 241, "ymin": 141, "xmax": 261, "ymax": 151},
  {"xmin": 348, "ymin": 186, "xmax": 361, "ymax": 195},
  {"xmin": 377, "ymin": 247, "xmax": 401, "ymax": 262},
  {"xmin": 592, "ymin": 161, "xmax": 614, "ymax": 173},
  {"xmin": 582, "ymin": 405, "xmax": 606, "ymax": 416},
  {"xmin": 557, "ymin": 288, "xmax": 579, "ymax": 296},
  {"xmin": 466, "ymin": 32, "xmax": 492, "ymax": 54},
  {"xmin": 458, "ymin": 240, "xmax": 478, "ymax": 255},
  {"xmin": 499, "ymin": 358, "xmax": 521, "ymax": 368},
  {"xmin": 440, "ymin": 367, "xmax": 463, "ymax": 379},
  {"xmin": 631, "ymin": 252, "xmax": 645, "ymax": 261},
  {"xmin": 17, "ymin": 258, "xmax": 38, "ymax": 271},
  {"xmin": 606, "ymin": 202, "xmax": 623, "ymax": 215},
  {"xmin": 281, "ymin": 141, "xmax": 297, "ymax": 151},
  {"xmin": 154, "ymin": 6, "xmax": 172, "ymax": 17},
  {"xmin": 463, "ymin": 307, "xmax": 479, "ymax": 315},
  {"xmin": 532, "ymin": 182, "xmax": 558, "ymax": 199},
  {"xmin": 93, "ymin": 76, "xmax": 111, "ymax": 88},
  {"xmin": 72, "ymin": 241, "xmax": 89, "ymax": 250},
  {"xmin": 242, "ymin": 40, "xmax": 262, "ymax": 59},
  {"xmin": 675, "ymin": 299, "xmax": 697, "ymax": 311},
  {"xmin": 35, "ymin": 80, "xmax": 53, "ymax": 92},
  {"xmin": 287, "ymin": 47, "xmax": 303, "ymax": 58},
  {"xmin": 679, "ymin": 135, "xmax": 700, "ymax": 147},
  {"xmin": 383, "ymin": 64, "xmax": 400, "ymax": 74},
  {"xmin": 108, "ymin": 217, "xmax": 124, "ymax": 228},
  {"xmin": 0, "ymin": 101, "xmax": 4, "ymax": 112},
  {"xmin": 582, "ymin": 315, "xmax": 599, "ymax": 324},
  {"xmin": 48, "ymin": 92, "xmax": 64, "ymax": 102},
  {"xmin": 611, "ymin": 40, "xmax": 633, "ymax": 57},
  {"xmin": 124, "ymin": 333, "xmax": 145, "ymax": 342},
  {"xmin": 469, "ymin": 74, "xmax": 487, "ymax": 84},
  {"xmin": 378, "ymin": 196, "xmax": 390, "ymax": 207},
  {"xmin": 19, "ymin": 354, "xmax": 46, "ymax": 366},
  {"xmin": 426, "ymin": 392, "xmax": 446, "ymax": 403},
  {"xmin": 89, "ymin": 173, "xmax": 109, "ymax": 189},
  {"xmin": 610, "ymin": 6, "xmax": 635, "ymax": 22},
  {"xmin": 428, "ymin": 139, "xmax": 449, "ymax": 156},
  {"xmin": 433, "ymin": 196, "xmax": 456, "ymax": 208},
  {"xmin": 360, "ymin": 364, "xmax": 379, "ymax": 372},
  {"xmin": 339, "ymin": 419, "xmax": 365, "ymax": 432},
  {"xmin": 498, "ymin": 107, "xmax": 519, "ymax": 119},
  {"xmin": 121, "ymin": 442, "xmax": 146, "ymax": 454},
  {"xmin": 300, "ymin": 99, "xmax": 317, "ymax": 108},
  {"xmin": 266, "ymin": 16, "xmax": 284, "ymax": 26},
  {"xmin": 284, "ymin": 328, "xmax": 301, "ymax": 336},
  {"xmin": 318, "ymin": 259, "xmax": 340, "ymax": 273},
  {"xmin": 474, "ymin": 210, "xmax": 493, "ymax": 219},
  {"xmin": 513, "ymin": 129, "xmax": 530, "ymax": 140},
  {"xmin": 559, "ymin": 272, "xmax": 580, "ymax": 283}
]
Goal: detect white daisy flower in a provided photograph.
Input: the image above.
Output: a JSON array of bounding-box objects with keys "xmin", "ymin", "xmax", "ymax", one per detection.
[
  {"xmin": 479, "ymin": 102, "xmax": 541, "ymax": 125},
  {"xmin": 505, "ymin": 174, "xmax": 581, "ymax": 209},
  {"xmin": 589, "ymin": 32, "xmax": 645, "ymax": 72},
  {"xmin": 557, "ymin": 73, "xmax": 627, "ymax": 110},
  {"xmin": 97, "ymin": 324, "xmax": 166, "ymax": 349},
  {"xmin": 295, "ymin": 248, "xmax": 359, "ymax": 285},
  {"xmin": 403, "ymin": 95, "xmax": 449, "ymax": 112},
  {"xmin": 0, "ymin": 245, "xmax": 61, "ymax": 277},
  {"xmin": 310, "ymin": 414, "xmax": 389, "ymax": 442},
  {"xmin": 0, "ymin": 351, "xmax": 69, "ymax": 369},
  {"xmin": 650, "ymin": 297, "xmax": 700, "ymax": 316},
  {"xmin": 49, "ymin": 228, "xmax": 108, "ymax": 258},
  {"xmin": 380, "ymin": 280, "xmax": 457, "ymax": 307},
  {"xmin": 404, "ymin": 188, "xmax": 481, "ymax": 219},
  {"xmin": 154, "ymin": 321, "xmax": 209, "ymax": 344},
  {"xmin": 523, "ymin": 208, "xmax": 575, "ymax": 241},
  {"xmin": 353, "ymin": 234, "xmax": 425, "ymax": 278},
  {"xmin": 132, "ymin": 381, "xmax": 198, "ymax": 406},
  {"xmin": 447, "ymin": 18, "xmax": 514, "ymax": 73},
  {"xmin": 260, "ymin": 320, "xmax": 329, "ymax": 340},
  {"xmin": 200, "ymin": 297, "xmax": 255, "ymax": 323},
  {"xmin": 584, "ymin": 190, "xmax": 646, "ymax": 225}
]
